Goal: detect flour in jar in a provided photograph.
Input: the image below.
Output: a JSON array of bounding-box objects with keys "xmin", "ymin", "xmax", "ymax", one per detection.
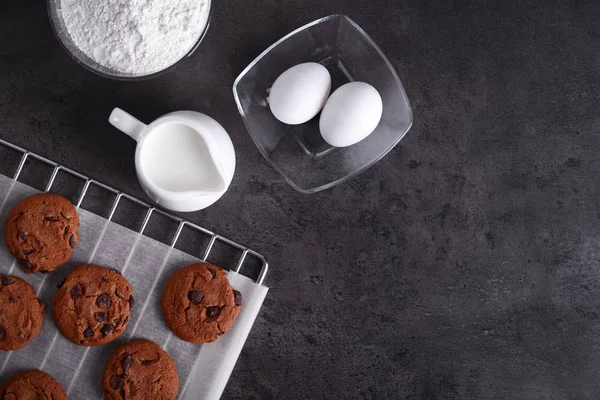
[{"xmin": 60, "ymin": 0, "xmax": 210, "ymax": 75}]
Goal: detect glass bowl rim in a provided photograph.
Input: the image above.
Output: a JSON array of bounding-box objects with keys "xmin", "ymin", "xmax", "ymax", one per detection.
[
  {"xmin": 47, "ymin": 0, "xmax": 213, "ymax": 81},
  {"xmin": 233, "ymin": 14, "xmax": 413, "ymax": 194}
]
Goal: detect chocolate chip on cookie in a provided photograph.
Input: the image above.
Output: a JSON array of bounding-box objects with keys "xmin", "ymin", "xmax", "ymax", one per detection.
[
  {"xmin": 51, "ymin": 264, "xmax": 133, "ymax": 346},
  {"xmin": 161, "ymin": 263, "xmax": 242, "ymax": 343},
  {"xmin": 102, "ymin": 339, "xmax": 179, "ymax": 400},
  {"xmin": 0, "ymin": 275, "xmax": 45, "ymax": 351},
  {"xmin": 0, "ymin": 370, "xmax": 67, "ymax": 399},
  {"xmin": 5, "ymin": 193, "xmax": 80, "ymax": 274}
]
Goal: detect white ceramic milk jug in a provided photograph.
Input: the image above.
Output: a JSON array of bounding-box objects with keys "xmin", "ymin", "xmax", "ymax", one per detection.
[{"xmin": 109, "ymin": 108, "xmax": 236, "ymax": 212}]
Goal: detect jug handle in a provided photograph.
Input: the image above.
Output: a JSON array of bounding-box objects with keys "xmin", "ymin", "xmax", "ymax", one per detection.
[{"xmin": 109, "ymin": 108, "xmax": 146, "ymax": 142}]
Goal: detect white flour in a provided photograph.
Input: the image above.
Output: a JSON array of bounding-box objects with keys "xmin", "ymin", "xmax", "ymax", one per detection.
[{"xmin": 60, "ymin": 0, "xmax": 210, "ymax": 75}]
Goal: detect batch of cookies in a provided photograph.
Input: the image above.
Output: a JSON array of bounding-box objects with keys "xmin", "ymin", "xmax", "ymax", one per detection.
[{"xmin": 0, "ymin": 193, "xmax": 243, "ymax": 399}]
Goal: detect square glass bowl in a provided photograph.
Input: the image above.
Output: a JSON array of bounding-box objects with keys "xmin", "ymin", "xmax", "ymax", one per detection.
[{"xmin": 233, "ymin": 14, "xmax": 413, "ymax": 193}]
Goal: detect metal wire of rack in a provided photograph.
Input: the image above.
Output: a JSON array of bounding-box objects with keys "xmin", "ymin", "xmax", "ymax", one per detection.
[{"xmin": 0, "ymin": 138, "xmax": 268, "ymax": 285}]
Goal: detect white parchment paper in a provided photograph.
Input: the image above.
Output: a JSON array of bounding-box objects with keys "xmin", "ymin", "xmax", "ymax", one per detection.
[{"xmin": 0, "ymin": 174, "xmax": 269, "ymax": 400}]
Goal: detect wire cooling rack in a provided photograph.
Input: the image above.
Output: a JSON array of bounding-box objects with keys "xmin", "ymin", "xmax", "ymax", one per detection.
[{"xmin": 0, "ymin": 137, "xmax": 268, "ymax": 285}]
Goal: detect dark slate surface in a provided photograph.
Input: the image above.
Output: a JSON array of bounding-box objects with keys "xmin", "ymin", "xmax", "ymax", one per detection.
[{"xmin": 2, "ymin": 0, "xmax": 600, "ymax": 398}]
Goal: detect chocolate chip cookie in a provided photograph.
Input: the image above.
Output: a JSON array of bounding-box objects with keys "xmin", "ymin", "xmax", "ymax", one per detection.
[
  {"xmin": 161, "ymin": 263, "xmax": 242, "ymax": 343},
  {"xmin": 0, "ymin": 370, "xmax": 67, "ymax": 400},
  {"xmin": 102, "ymin": 339, "xmax": 179, "ymax": 400},
  {"xmin": 0, "ymin": 275, "xmax": 45, "ymax": 351},
  {"xmin": 51, "ymin": 264, "xmax": 133, "ymax": 346},
  {"xmin": 5, "ymin": 193, "xmax": 80, "ymax": 274}
]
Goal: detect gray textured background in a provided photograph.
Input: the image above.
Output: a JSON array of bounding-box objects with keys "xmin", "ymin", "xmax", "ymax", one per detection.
[{"xmin": 2, "ymin": 0, "xmax": 600, "ymax": 399}]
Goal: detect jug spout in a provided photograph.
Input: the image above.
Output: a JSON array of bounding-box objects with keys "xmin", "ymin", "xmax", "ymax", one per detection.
[
  {"xmin": 187, "ymin": 126, "xmax": 231, "ymax": 196},
  {"xmin": 175, "ymin": 111, "xmax": 236, "ymax": 198},
  {"xmin": 193, "ymin": 157, "xmax": 228, "ymax": 195}
]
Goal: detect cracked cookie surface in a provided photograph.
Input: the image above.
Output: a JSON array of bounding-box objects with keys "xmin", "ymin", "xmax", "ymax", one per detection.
[
  {"xmin": 51, "ymin": 264, "xmax": 133, "ymax": 346},
  {"xmin": 0, "ymin": 275, "xmax": 45, "ymax": 351},
  {"xmin": 5, "ymin": 193, "xmax": 80, "ymax": 274},
  {"xmin": 161, "ymin": 263, "xmax": 242, "ymax": 343},
  {"xmin": 102, "ymin": 339, "xmax": 179, "ymax": 400},
  {"xmin": 0, "ymin": 370, "xmax": 67, "ymax": 400}
]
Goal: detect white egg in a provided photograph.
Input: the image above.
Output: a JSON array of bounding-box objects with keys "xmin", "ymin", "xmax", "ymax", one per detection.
[
  {"xmin": 269, "ymin": 62, "xmax": 331, "ymax": 125},
  {"xmin": 319, "ymin": 82, "xmax": 383, "ymax": 147}
]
